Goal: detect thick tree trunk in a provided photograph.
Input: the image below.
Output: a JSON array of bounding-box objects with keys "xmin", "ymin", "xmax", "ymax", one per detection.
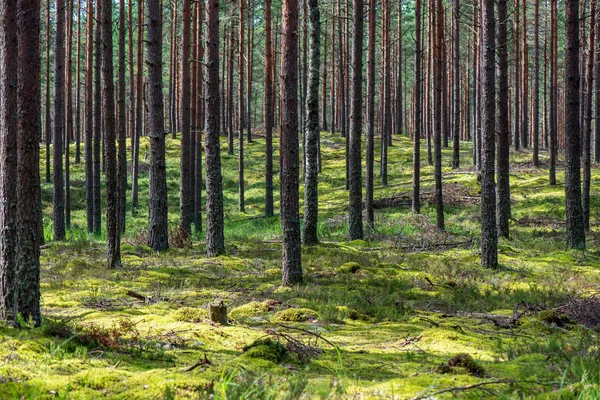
[
  {"xmin": 583, "ymin": 0, "xmax": 595, "ymax": 232},
  {"xmin": 1, "ymin": 0, "xmax": 18, "ymax": 322},
  {"xmin": 101, "ymin": 0, "xmax": 122, "ymax": 269},
  {"xmin": 281, "ymin": 0, "xmax": 302, "ymax": 286},
  {"xmin": 302, "ymin": 0, "xmax": 321, "ymax": 244},
  {"xmin": 205, "ymin": 0, "xmax": 226, "ymax": 257},
  {"xmin": 147, "ymin": 0, "xmax": 169, "ymax": 251},
  {"xmin": 564, "ymin": 0, "xmax": 586, "ymax": 249},
  {"xmin": 16, "ymin": 0, "xmax": 43, "ymax": 327},
  {"xmin": 481, "ymin": 0, "xmax": 498, "ymax": 268}
]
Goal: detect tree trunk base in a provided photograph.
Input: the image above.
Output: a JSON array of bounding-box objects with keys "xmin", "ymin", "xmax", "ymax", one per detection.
[{"xmin": 209, "ymin": 299, "xmax": 228, "ymax": 325}]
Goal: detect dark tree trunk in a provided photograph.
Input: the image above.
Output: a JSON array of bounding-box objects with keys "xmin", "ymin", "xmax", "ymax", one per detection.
[
  {"xmin": 53, "ymin": 0, "xmax": 66, "ymax": 241},
  {"xmin": 180, "ymin": 0, "xmax": 193, "ymax": 235},
  {"xmin": 451, "ymin": 0, "xmax": 460, "ymax": 169},
  {"xmin": 549, "ymin": 0, "xmax": 557, "ymax": 184},
  {"xmin": 514, "ymin": 0, "xmax": 521, "ymax": 150},
  {"xmin": 365, "ymin": 0, "xmax": 375, "ymax": 227},
  {"xmin": 583, "ymin": 0, "xmax": 595, "ymax": 232},
  {"xmin": 433, "ymin": 0, "xmax": 444, "ymax": 231},
  {"xmin": 147, "ymin": 0, "xmax": 169, "ymax": 251},
  {"xmin": 496, "ymin": 0, "xmax": 511, "ymax": 238},
  {"xmin": 93, "ymin": 1, "xmax": 102, "ymax": 233},
  {"xmin": 101, "ymin": 0, "xmax": 122, "ymax": 269},
  {"xmin": 65, "ymin": 0, "xmax": 72, "ymax": 230},
  {"xmin": 1, "ymin": 0, "xmax": 18, "ymax": 322},
  {"xmin": 264, "ymin": 0, "xmax": 274, "ymax": 218},
  {"xmin": 533, "ymin": 0, "xmax": 540, "ymax": 165},
  {"xmin": 194, "ymin": 2, "xmax": 203, "ymax": 231},
  {"xmin": 16, "ymin": 0, "xmax": 43, "ymax": 327},
  {"xmin": 564, "ymin": 0, "xmax": 586, "ymax": 249},
  {"xmin": 75, "ymin": 0, "xmax": 82, "ymax": 165},
  {"xmin": 205, "ymin": 0, "xmax": 226, "ymax": 257},
  {"xmin": 281, "ymin": 0, "xmax": 302, "ymax": 286},
  {"xmin": 521, "ymin": 0, "xmax": 529, "ymax": 149},
  {"xmin": 45, "ymin": 1, "xmax": 51, "ymax": 184},
  {"xmin": 118, "ymin": 0, "xmax": 127, "ymax": 233},
  {"xmin": 596, "ymin": 0, "xmax": 600, "ymax": 163},
  {"xmin": 131, "ymin": 0, "xmax": 144, "ymax": 215},
  {"xmin": 412, "ymin": 0, "xmax": 421, "ymax": 214},
  {"xmin": 481, "ymin": 0, "xmax": 498, "ymax": 268},
  {"xmin": 381, "ymin": 0, "xmax": 390, "ymax": 186},
  {"xmin": 239, "ymin": 0, "xmax": 246, "ymax": 213},
  {"xmin": 395, "ymin": 1, "xmax": 403, "ymax": 136},
  {"xmin": 302, "ymin": 0, "xmax": 321, "ymax": 244},
  {"xmin": 227, "ymin": 25, "xmax": 234, "ymax": 156},
  {"xmin": 85, "ymin": 0, "xmax": 94, "ymax": 233}
]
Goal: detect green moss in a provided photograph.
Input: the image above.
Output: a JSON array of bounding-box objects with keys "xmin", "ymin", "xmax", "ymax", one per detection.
[
  {"xmin": 241, "ymin": 338, "xmax": 288, "ymax": 363},
  {"xmin": 336, "ymin": 262, "xmax": 361, "ymax": 274},
  {"xmin": 171, "ymin": 307, "xmax": 208, "ymax": 323},
  {"xmin": 229, "ymin": 301, "xmax": 272, "ymax": 320},
  {"xmin": 443, "ymin": 353, "xmax": 487, "ymax": 377},
  {"xmin": 271, "ymin": 308, "xmax": 318, "ymax": 322}
]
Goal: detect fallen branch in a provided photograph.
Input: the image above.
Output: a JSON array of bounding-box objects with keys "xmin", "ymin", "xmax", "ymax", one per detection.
[
  {"xmin": 182, "ymin": 354, "xmax": 213, "ymax": 372},
  {"xmin": 125, "ymin": 290, "xmax": 146, "ymax": 302},
  {"xmin": 409, "ymin": 379, "xmax": 514, "ymax": 400}
]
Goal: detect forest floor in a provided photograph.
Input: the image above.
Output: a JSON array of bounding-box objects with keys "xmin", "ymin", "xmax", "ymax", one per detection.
[{"xmin": 2, "ymin": 132, "xmax": 600, "ymax": 399}]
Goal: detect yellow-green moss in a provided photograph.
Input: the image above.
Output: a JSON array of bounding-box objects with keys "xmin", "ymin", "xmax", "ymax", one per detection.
[
  {"xmin": 171, "ymin": 307, "xmax": 208, "ymax": 323},
  {"xmin": 336, "ymin": 262, "xmax": 361, "ymax": 274},
  {"xmin": 241, "ymin": 338, "xmax": 288, "ymax": 363},
  {"xmin": 271, "ymin": 308, "xmax": 318, "ymax": 322}
]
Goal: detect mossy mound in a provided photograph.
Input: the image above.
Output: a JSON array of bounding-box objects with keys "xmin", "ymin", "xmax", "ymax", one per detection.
[
  {"xmin": 437, "ymin": 353, "xmax": 486, "ymax": 377},
  {"xmin": 230, "ymin": 301, "xmax": 277, "ymax": 320},
  {"xmin": 538, "ymin": 310, "xmax": 571, "ymax": 328},
  {"xmin": 171, "ymin": 307, "xmax": 208, "ymax": 323},
  {"xmin": 272, "ymin": 308, "xmax": 318, "ymax": 322},
  {"xmin": 242, "ymin": 338, "xmax": 288, "ymax": 363},
  {"xmin": 336, "ymin": 262, "xmax": 361, "ymax": 274}
]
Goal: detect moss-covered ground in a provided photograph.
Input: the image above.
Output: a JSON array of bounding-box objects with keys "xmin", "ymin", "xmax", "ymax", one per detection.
[{"xmin": 4, "ymin": 131, "xmax": 600, "ymax": 399}]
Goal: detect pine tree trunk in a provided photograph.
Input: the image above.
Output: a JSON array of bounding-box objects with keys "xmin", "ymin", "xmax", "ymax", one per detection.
[
  {"xmin": 365, "ymin": 0, "xmax": 375, "ymax": 226},
  {"xmin": 412, "ymin": 0, "xmax": 421, "ymax": 214},
  {"xmin": 65, "ymin": 0, "xmax": 72, "ymax": 230},
  {"xmin": 514, "ymin": 0, "xmax": 521, "ymax": 150},
  {"xmin": 101, "ymin": 0, "xmax": 122, "ymax": 269},
  {"xmin": 205, "ymin": 0, "xmax": 226, "ymax": 257},
  {"xmin": 93, "ymin": 0, "xmax": 102, "ymax": 233},
  {"xmin": 147, "ymin": 0, "xmax": 169, "ymax": 251},
  {"xmin": 521, "ymin": 0, "xmax": 529, "ymax": 149},
  {"xmin": 238, "ymin": 0, "xmax": 246, "ymax": 213},
  {"xmin": 194, "ymin": 2, "xmax": 203, "ymax": 231},
  {"xmin": 549, "ymin": 0, "xmax": 557, "ymax": 184},
  {"xmin": 281, "ymin": 0, "xmax": 302, "ymax": 286},
  {"xmin": 131, "ymin": 0, "xmax": 144, "ymax": 216},
  {"xmin": 533, "ymin": 0, "xmax": 540, "ymax": 165},
  {"xmin": 85, "ymin": 0, "xmax": 94, "ymax": 233},
  {"xmin": 480, "ymin": 0, "xmax": 498, "ymax": 268},
  {"xmin": 433, "ymin": 0, "xmax": 444, "ymax": 232},
  {"xmin": 16, "ymin": 0, "xmax": 43, "ymax": 327},
  {"xmin": 497, "ymin": 0, "xmax": 511, "ymax": 238},
  {"xmin": 302, "ymin": 0, "xmax": 321, "ymax": 244},
  {"xmin": 265, "ymin": 0, "xmax": 274, "ymax": 218},
  {"xmin": 118, "ymin": 0, "xmax": 127, "ymax": 233},
  {"xmin": 53, "ymin": 0, "xmax": 66, "ymax": 240},
  {"xmin": 75, "ymin": 0, "xmax": 82, "ymax": 165},
  {"xmin": 180, "ymin": 0, "xmax": 193, "ymax": 235},
  {"xmin": 45, "ymin": 1, "xmax": 51, "ymax": 184},
  {"xmin": 1, "ymin": 0, "xmax": 18, "ymax": 322},
  {"xmin": 451, "ymin": 0, "xmax": 460, "ymax": 169},
  {"xmin": 583, "ymin": 0, "xmax": 595, "ymax": 232}
]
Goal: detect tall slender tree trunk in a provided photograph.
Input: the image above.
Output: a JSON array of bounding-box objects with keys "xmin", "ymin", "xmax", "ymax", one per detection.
[
  {"xmin": 180, "ymin": 0, "xmax": 193, "ymax": 235},
  {"xmin": 85, "ymin": 0, "xmax": 94, "ymax": 233},
  {"xmin": 265, "ymin": 0, "xmax": 274, "ymax": 218},
  {"xmin": 433, "ymin": 0, "xmax": 444, "ymax": 231},
  {"xmin": 53, "ymin": 0, "xmax": 66, "ymax": 241},
  {"xmin": 205, "ymin": 0, "xmax": 226, "ymax": 256},
  {"xmin": 93, "ymin": 0, "xmax": 102, "ymax": 233},
  {"xmin": 564, "ymin": 0, "xmax": 585, "ymax": 249},
  {"xmin": 481, "ymin": 0, "xmax": 498, "ymax": 268},
  {"xmin": 381, "ymin": 0, "xmax": 390, "ymax": 186},
  {"xmin": 65, "ymin": 0, "xmax": 72, "ymax": 230},
  {"xmin": 194, "ymin": 2, "xmax": 203, "ymax": 232},
  {"xmin": 514, "ymin": 0, "xmax": 521, "ymax": 150},
  {"xmin": 147, "ymin": 0, "xmax": 169, "ymax": 251},
  {"xmin": 118, "ymin": 0, "xmax": 127, "ymax": 233},
  {"xmin": 101, "ymin": 0, "xmax": 122, "ymax": 269},
  {"xmin": 45, "ymin": 1, "xmax": 51, "ymax": 184},
  {"xmin": 131, "ymin": 0, "xmax": 144, "ymax": 215},
  {"xmin": 75, "ymin": 0, "xmax": 82, "ymax": 165},
  {"xmin": 365, "ymin": 0, "xmax": 376, "ymax": 226},
  {"xmin": 549, "ymin": 0, "xmax": 557, "ymax": 184},
  {"xmin": 521, "ymin": 0, "xmax": 529, "ymax": 149},
  {"xmin": 281, "ymin": 0, "xmax": 302, "ymax": 286},
  {"xmin": 303, "ymin": 0, "xmax": 321, "ymax": 244},
  {"xmin": 595, "ymin": 0, "xmax": 600, "ymax": 163},
  {"xmin": 451, "ymin": 0, "xmax": 460, "ymax": 169},
  {"xmin": 583, "ymin": 0, "xmax": 595, "ymax": 232},
  {"xmin": 412, "ymin": 0, "xmax": 421, "ymax": 214},
  {"xmin": 533, "ymin": 0, "xmax": 540, "ymax": 165},
  {"xmin": 395, "ymin": 1, "xmax": 403, "ymax": 136},
  {"xmin": 238, "ymin": 0, "xmax": 246, "ymax": 212},
  {"xmin": 497, "ymin": 0, "xmax": 511, "ymax": 238}
]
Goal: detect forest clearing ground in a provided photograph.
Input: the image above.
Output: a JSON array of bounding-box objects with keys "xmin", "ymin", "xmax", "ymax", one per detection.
[{"xmin": 2, "ymin": 132, "xmax": 600, "ymax": 399}]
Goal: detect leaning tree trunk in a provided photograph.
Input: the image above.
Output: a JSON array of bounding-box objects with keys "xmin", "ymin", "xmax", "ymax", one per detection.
[
  {"xmin": 480, "ymin": 0, "xmax": 498, "ymax": 268},
  {"xmin": 280, "ymin": 0, "xmax": 302, "ymax": 286},
  {"xmin": 101, "ymin": 0, "xmax": 122, "ymax": 269},
  {"xmin": 147, "ymin": 0, "xmax": 169, "ymax": 251},
  {"xmin": 205, "ymin": 0, "xmax": 226, "ymax": 257},
  {"xmin": 302, "ymin": 0, "xmax": 321, "ymax": 244}
]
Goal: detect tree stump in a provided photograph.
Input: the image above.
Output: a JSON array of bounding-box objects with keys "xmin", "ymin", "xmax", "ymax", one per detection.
[{"xmin": 209, "ymin": 299, "xmax": 228, "ymax": 325}]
